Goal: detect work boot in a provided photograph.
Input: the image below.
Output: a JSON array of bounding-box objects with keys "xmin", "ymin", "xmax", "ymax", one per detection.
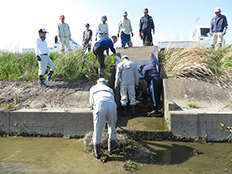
[
  {"xmin": 108, "ymin": 140, "xmax": 115, "ymax": 155},
  {"xmin": 39, "ymin": 76, "xmax": 48, "ymax": 87},
  {"xmin": 147, "ymin": 109, "xmax": 159, "ymax": 116},
  {"xmin": 98, "ymin": 68, "xmax": 104, "ymax": 78},
  {"xmin": 47, "ymin": 71, "xmax": 55, "ymax": 81},
  {"xmin": 93, "ymin": 143, "xmax": 101, "ymax": 159},
  {"xmin": 131, "ymin": 105, "xmax": 135, "ymax": 116},
  {"xmin": 121, "ymin": 106, "xmax": 126, "ymax": 117}
]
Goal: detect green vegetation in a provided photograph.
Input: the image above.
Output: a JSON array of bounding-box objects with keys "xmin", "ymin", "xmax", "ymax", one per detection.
[
  {"xmin": 0, "ymin": 50, "xmax": 116, "ymax": 81},
  {"xmin": 123, "ymin": 160, "xmax": 142, "ymax": 171},
  {"xmin": 160, "ymin": 46, "xmax": 232, "ymax": 79},
  {"xmin": 188, "ymin": 102, "xmax": 198, "ymax": 108}
]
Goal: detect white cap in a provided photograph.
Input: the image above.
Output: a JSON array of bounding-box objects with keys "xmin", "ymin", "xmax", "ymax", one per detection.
[
  {"xmin": 122, "ymin": 11, "xmax": 128, "ymax": 16},
  {"xmin": 97, "ymin": 78, "xmax": 106, "ymax": 84},
  {"xmin": 214, "ymin": 7, "xmax": 221, "ymax": 13},
  {"xmin": 121, "ymin": 55, "xmax": 129, "ymax": 59}
]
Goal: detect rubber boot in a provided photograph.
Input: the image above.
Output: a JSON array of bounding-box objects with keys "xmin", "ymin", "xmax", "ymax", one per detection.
[
  {"xmin": 47, "ymin": 71, "xmax": 55, "ymax": 81},
  {"xmin": 121, "ymin": 106, "xmax": 126, "ymax": 117},
  {"xmin": 98, "ymin": 68, "xmax": 104, "ymax": 78},
  {"xmin": 39, "ymin": 76, "xmax": 48, "ymax": 87},
  {"xmin": 108, "ymin": 140, "xmax": 115, "ymax": 155},
  {"xmin": 131, "ymin": 105, "xmax": 135, "ymax": 116},
  {"xmin": 93, "ymin": 143, "xmax": 101, "ymax": 159}
]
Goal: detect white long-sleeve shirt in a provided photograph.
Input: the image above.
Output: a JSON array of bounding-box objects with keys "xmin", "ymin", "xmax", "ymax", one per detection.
[
  {"xmin": 118, "ymin": 18, "xmax": 133, "ymax": 35},
  {"xmin": 95, "ymin": 23, "xmax": 109, "ymax": 37},
  {"xmin": 35, "ymin": 38, "xmax": 49, "ymax": 55},
  {"xmin": 89, "ymin": 83, "xmax": 114, "ymax": 107},
  {"xmin": 58, "ymin": 22, "xmax": 71, "ymax": 39}
]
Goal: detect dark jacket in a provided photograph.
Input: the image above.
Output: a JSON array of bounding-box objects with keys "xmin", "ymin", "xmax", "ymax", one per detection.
[
  {"xmin": 94, "ymin": 37, "xmax": 116, "ymax": 54},
  {"xmin": 142, "ymin": 58, "xmax": 160, "ymax": 87},
  {"xmin": 139, "ymin": 15, "xmax": 155, "ymax": 33},
  {"xmin": 210, "ymin": 14, "xmax": 228, "ymax": 33}
]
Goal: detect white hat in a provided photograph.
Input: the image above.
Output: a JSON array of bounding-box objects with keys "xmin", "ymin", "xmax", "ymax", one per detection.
[
  {"xmin": 122, "ymin": 11, "xmax": 128, "ymax": 16},
  {"xmin": 214, "ymin": 7, "xmax": 221, "ymax": 13},
  {"xmin": 121, "ymin": 55, "xmax": 129, "ymax": 59},
  {"xmin": 97, "ymin": 78, "xmax": 106, "ymax": 84}
]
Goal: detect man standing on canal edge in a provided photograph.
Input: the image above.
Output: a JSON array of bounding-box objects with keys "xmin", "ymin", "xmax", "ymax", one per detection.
[
  {"xmin": 35, "ymin": 28, "xmax": 56, "ymax": 87},
  {"xmin": 139, "ymin": 8, "xmax": 155, "ymax": 46},
  {"xmin": 210, "ymin": 7, "xmax": 228, "ymax": 48},
  {"xmin": 83, "ymin": 23, "xmax": 92, "ymax": 52},
  {"xmin": 58, "ymin": 15, "xmax": 72, "ymax": 52},
  {"xmin": 89, "ymin": 78, "xmax": 117, "ymax": 159}
]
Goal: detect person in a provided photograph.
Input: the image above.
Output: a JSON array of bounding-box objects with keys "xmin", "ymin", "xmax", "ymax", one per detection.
[
  {"xmin": 89, "ymin": 78, "xmax": 117, "ymax": 159},
  {"xmin": 139, "ymin": 8, "xmax": 155, "ymax": 46},
  {"xmin": 35, "ymin": 28, "xmax": 56, "ymax": 87},
  {"xmin": 83, "ymin": 23, "xmax": 92, "ymax": 52},
  {"xmin": 210, "ymin": 7, "xmax": 228, "ymax": 48},
  {"xmin": 115, "ymin": 55, "xmax": 139, "ymax": 116},
  {"xmin": 95, "ymin": 15, "xmax": 109, "ymax": 55},
  {"xmin": 117, "ymin": 11, "xmax": 133, "ymax": 48},
  {"xmin": 93, "ymin": 36, "xmax": 120, "ymax": 78},
  {"xmin": 140, "ymin": 53, "xmax": 162, "ymax": 116},
  {"xmin": 57, "ymin": 15, "xmax": 72, "ymax": 52}
]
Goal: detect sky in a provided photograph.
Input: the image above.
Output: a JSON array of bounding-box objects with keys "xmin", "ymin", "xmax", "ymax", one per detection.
[{"xmin": 0, "ymin": 0, "xmax": 231, "ymax": 52}]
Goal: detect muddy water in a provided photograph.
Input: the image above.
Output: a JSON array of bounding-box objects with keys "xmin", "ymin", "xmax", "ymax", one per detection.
[{"xmin": 0, "ymin": 137, "xmax": 232, "ymax": 174}]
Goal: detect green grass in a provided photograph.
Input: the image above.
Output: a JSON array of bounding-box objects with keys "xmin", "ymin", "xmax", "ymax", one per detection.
[
  {"xmin": 0, "ymin": 50, "xmax": 116, "ymax": 81},
  {"xmin": 187, "ymin": 102, "xmax": 198, "ymax": 108}
]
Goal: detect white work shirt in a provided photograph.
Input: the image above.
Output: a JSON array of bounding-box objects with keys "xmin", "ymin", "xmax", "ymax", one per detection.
[
  {"xmin": 58, "ymin": 22, "xmax": 71, "ymax": 38},
  {"xmin": 89, "ymin": 83, "xmax": 114, "ymax": 107},
  {"xmin": 96, "ymin": 23, "xmax": 109, "ymax": 37},
  {"xmin": 118, "ymin": 18, "xmax": 133, "ymax": 35},
  {"xmin": 35, "ymin": 38, "xmax": 49, "ymax": 56}
]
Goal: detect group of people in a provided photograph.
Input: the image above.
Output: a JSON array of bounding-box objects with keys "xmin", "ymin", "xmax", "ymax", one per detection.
[{"xmin": 34, "ymin": 7, "xmax": 228, "ymax": 159}]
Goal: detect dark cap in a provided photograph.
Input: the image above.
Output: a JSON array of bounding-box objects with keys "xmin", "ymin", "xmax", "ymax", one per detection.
[
  {"xmin": 38, "ymin": 28, "xmax": 48, "ymax": 33},
  {"xmin": 144, "ymin": 8, "xmax": 149, "ymax": 13}
]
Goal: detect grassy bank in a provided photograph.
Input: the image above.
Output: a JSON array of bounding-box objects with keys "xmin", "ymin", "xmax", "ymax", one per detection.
[
  {"xmin": 0, "ymin": 50, "xmax": 115, "ymax": 81},
  {"xmin": 159, "ymin": 46, "xmax": 232, "ymax": 79}
]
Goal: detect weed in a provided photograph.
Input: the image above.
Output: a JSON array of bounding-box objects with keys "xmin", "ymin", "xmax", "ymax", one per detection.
[
  {"xmin": 15, "ymin": 94, "xmax": 20, "ymax": 103},
  {"xmin": 188, "ymin": 102, "xmax": 198, "ymax": 108},
  {"xmin": 1, "ymin": 102, "xmax": 16, "ymax": 111},
  {"xmin": 123, "ymin": 160, "xmax": 142, "ymax": 171}
]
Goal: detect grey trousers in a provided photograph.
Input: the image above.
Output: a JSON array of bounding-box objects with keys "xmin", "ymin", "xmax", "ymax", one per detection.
[
  {"xmin": 120, "ymin": 84, "xmax": 136, "ymax": 106},
  {"xmin": 38, "ymin": 55, "xmax": 56, "ymax": 76},
  {"xmin": 92, "ymin": 100, "xmax": 117, "ymax": 144}
]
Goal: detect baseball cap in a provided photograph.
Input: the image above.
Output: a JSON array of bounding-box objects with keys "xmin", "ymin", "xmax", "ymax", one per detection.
[
  {"xmin": 38, "ymin": 28, "xmax": 48, "ymax": 33},
  {"xmin": 101, "ymin": 15, "xmax": 107, "ymax": 21},
  {"xmin": 121, "ymin": 55, "xmax": 129, "ymax": 59},
  {"xmin": 214, "ymin": 7, "xmax": 221, "ymax": 13},
  {"xmin": 97, "ymin": 78, "xmax": 106, "ymax": 84},
  {"xmin": 144, "ymin": 8, "xmax": 149, "ymax": 13},
  {"xmin": 60, "ymin": 15, "xmax": 65, "ymax": 19},
  {"xmin": 85, "ymin": 23, "xmax": 90, "ymax": 27},
  {"xmin": 122, "ymin": 11, "xmax": 128, "ymax": 16}
]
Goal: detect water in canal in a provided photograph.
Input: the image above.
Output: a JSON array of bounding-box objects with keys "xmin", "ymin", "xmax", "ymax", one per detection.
[{"xmin": 0, "ymin": 137, "xmax": 232, "ymax": 174}]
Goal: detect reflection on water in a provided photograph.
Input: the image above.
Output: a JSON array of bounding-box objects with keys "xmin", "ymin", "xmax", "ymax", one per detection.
[{"xmin": 0, "ymin": 137, "xmax": 232, "ymax": 174}]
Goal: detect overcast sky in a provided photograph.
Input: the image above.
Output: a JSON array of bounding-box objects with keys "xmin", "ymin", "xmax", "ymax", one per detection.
[{"xmin": 0, "ymin": 0, "xmax": 231, "ymax": 52}]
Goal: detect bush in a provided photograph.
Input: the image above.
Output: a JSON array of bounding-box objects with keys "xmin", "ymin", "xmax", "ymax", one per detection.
[{"xmin": 0, "ymin": 50, "xmax": 116, "ymax": 81}]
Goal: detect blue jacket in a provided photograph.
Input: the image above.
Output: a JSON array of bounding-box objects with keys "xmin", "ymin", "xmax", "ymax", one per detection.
[
  {"xmin": 142, "ymin": 58, "xmax": 160, "ymax": 87},
  {"xmin": 210, "ymin": 14, "xmax": 228, "ymax": 33},
  {"xmin": 94, "ymin": 37, "xmax": 116, "ymax": 54},
  {"xmin": 139, "ymin": 15, "xmax": 155, "ymax": 33}
]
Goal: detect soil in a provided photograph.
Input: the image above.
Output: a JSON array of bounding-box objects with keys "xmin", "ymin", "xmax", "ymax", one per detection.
[{"xmin": 0, "ymin": 79, "xmax": 96, "ymax": 111}]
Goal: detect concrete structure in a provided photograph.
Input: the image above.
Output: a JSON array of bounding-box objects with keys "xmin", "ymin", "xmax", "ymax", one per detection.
[{"xmin": 163, "ymin": 78, "xmax": 232, "ymax": 141}]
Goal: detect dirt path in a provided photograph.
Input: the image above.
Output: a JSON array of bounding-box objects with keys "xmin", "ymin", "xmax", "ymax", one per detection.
[{"xmin": 0, "ymin": 79, "xmax": 96, "ymax": 111}]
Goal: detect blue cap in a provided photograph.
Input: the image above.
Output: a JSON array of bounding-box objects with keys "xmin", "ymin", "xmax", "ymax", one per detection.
[
  {"xmin": 85, "ymin": 23, "xmax": 90, "ymax": 27},
  {"xmin": 101, "ymin": 15, "xmax": 107, "ymax": 21},
  {"xmin": 38, "ymin": 28, "xmax": 48, "ymax": 33},
  {"xmin": 140, "ymin": 64, "xmax": 146, "ymax": 71}
]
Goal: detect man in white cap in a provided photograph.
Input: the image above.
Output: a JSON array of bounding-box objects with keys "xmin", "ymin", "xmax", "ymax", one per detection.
[
  {"xmin": 35, "ymin": 29, "xmax": 56, "ymax": 87},
  {"xmin": 117, "ymin": 11, "xmax": 133, "ymax": 48},
  {"xmin": 89, "ymin": 78, "xmax": 117, "ymax": 159},
  {"xmin": 115, "ymin": 55, "xmax": 139, "ymax": 116},
  {"xmin": 58, "ymin": 15, "xmax": 72, "ymax": 52},
  {"xmin": 95, "ymin": 15, "xmax": 109, "ymax": 55},
  {"xmin": 210, "ymin": 7, "xmax": 228, "ymax": 48},
  {"xmin": 139, "ymin": 8, "xmax": 155, "ymax": 46}
]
